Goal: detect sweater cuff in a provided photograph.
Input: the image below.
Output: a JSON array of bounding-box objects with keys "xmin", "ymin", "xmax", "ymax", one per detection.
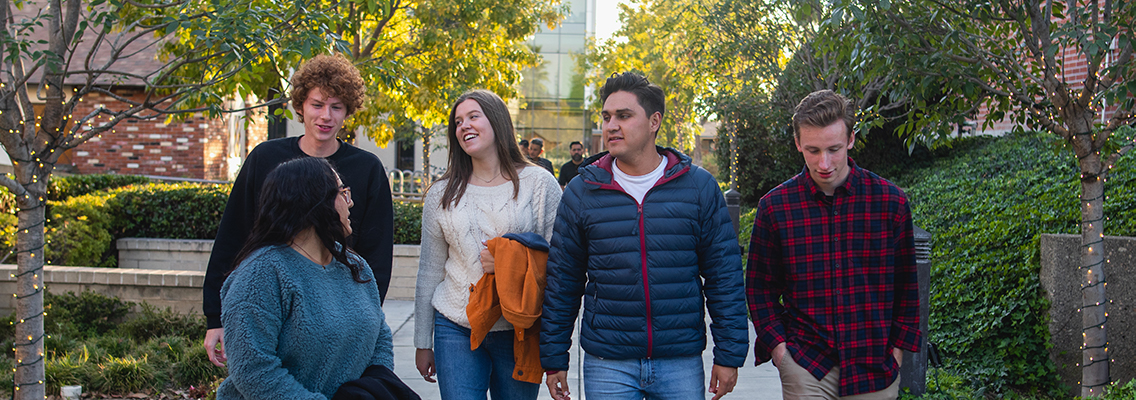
[{"xmin": 206, "ymin": 315, "xmax": 222, "ymax": 330}]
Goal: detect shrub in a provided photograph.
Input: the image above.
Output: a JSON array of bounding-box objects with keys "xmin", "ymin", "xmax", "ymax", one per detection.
[
  {"xmin": 171, "ymin": 345, "xmax": 228, "ymax": 388},
  {"xmin": 92, "ymin": 336, "xmax": 132, "ymax": 359},
  {"xmin": 714, "ymin": 104, "xmax": 800, "ymax": 206},
  {"xmin": 736, "ymin": 206, "xmax": 755, "ymax": 254},
  {"xmin": 902, "ymin": 131, "xmax": 1136, "ymax": 395},
  {"xmin": 0, "ymin": 213, "xmax": 15, "ymax": 264},
  {"xmin": 393, "ymin": 201, "xmax": 422, "ymax": 244},
  {"xmin": 45, "ymin": 192, "xmax": 116, "ymax": 267},
  {"xmin": 0, "ymin": 312, "xmax": 14, "ymax": 342},
  {"xmin": 106, "ymin": 183, "xmax": 229, "ymax": 240},
  {"xmin": 45, "ymin": 346, "xmax": 95, "ymax": 396},
  {"xmin": 119, "ymin": 303, "xmax": 207, "ymax": 342},
  {"xmin": 41, "ymin": 182, "xmax": 230, "ymax": 267},
  {"xmin": 45, "ymin": 291, "xmax": 133, "ymax": 338},
  {"xmin": 48, "ymin": 174, "xmax": 150, "ymax": 202},
  {"xmin": 1090, "ymin": 379, "xmax": 1136, "ymax": 400},
  {"xmin": 91, "ymin": 355, "xmax": 161, "ymax": 394},
  {"xmin": 134, "ymin": 336, "xmax": 191, "ymax": 365},
  {"xmin": 0, "ymin": 174, "xmax": 149, "ymax": 213}
]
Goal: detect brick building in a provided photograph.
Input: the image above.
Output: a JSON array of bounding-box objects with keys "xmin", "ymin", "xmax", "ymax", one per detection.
[
  {"xmin": 969, "ymin": 28, "xmax": 1124, "ymax": 135},
  {"xmin": 9, "ymin": 4, "xmax": 267, "ymax": 181},
  {"xmin": 64, "ymin": 91, "xmax": 266, "ymax": 180}
]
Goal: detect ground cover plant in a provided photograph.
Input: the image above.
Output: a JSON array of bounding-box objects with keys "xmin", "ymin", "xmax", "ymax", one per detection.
[
  {"xmin": 0, "ymin": 291, "xmax": 228, "ymax": 398},
  {"xmin": 900, "ymin": 131, "xmax": 1136, "ymax": 397}
]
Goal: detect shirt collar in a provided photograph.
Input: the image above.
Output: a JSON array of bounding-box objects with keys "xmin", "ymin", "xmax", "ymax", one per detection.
[{"xmin": 802, "ymin": 157, "xmax": 861, "ymax": 200}]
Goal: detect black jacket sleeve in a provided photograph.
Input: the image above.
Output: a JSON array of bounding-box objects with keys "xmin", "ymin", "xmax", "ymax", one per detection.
[
  {"xmin": 350, "ymin": 158, "xmax": 394, "ymax": 302},
  {"xmin": 202, "ymin": 149, "xmax": 267, "ymax": 329}
]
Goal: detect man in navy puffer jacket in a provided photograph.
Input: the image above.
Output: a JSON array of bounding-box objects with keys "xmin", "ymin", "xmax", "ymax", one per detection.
[{"xmin": 541, "ymin": 72, "xmax": 749, "ymax": 400}]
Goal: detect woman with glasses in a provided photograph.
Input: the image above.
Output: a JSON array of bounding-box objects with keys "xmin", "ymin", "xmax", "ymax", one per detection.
[
  {"xmin": 201, "ymin": 54, "xmax": 394, "ymax": 367},
  {"xmin": 414, "ymin": 90, "xmax": 561, "ymax": 400},
  {"xmin": 216, "ymin": 157, "xmax": 393, "ymax": 399}
]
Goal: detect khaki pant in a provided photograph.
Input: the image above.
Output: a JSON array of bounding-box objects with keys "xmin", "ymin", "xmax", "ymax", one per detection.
[{"xmin": 777, "ymin": 352, "xmax": 899, "ymax": 400}]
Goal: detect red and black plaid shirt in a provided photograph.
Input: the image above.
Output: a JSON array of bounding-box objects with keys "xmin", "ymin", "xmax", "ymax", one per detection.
[{"xmin": 746, "ymin": 158, "xmax": 921, "ymax": 396}]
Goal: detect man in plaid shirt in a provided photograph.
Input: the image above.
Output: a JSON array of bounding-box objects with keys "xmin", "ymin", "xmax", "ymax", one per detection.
[{"xmin": 746, "ymin": 90, "xmax": 921, "ymax": 399}]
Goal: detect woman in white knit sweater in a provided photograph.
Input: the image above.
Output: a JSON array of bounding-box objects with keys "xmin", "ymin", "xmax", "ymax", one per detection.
[{"xmin": 414, "ymin": 89, "xmax": 561, "ymax": 400}]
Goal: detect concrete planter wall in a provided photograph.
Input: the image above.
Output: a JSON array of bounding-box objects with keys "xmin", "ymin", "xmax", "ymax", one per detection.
[
  {"xmin": 1040, "ymin": 234, "xmax": 1135, "ymax": 398},
  {"xmin": 0, "ymin": 240, "xmax": 423, "ymax": 316},
  {"xmin": 0, "ymin": 265, "xmax": 204, "ymax": 315},
  {"xmin": 118, "ymin": 238, "xmax": 213, "ymax": 271}
]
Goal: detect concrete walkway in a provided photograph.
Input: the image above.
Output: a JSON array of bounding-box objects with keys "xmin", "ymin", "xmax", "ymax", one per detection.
[{"xmin": 383, "ymin": 300, "xmax": 783, "ymax": 400}]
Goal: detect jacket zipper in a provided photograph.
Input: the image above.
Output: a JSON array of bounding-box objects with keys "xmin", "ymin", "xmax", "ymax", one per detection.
[{"xmin": 638, "ymin": 202, "xmax": 653, "ymax": 358}]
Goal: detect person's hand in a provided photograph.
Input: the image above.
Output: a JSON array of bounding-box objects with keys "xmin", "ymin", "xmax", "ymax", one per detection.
[
  {"xmin": 708, "ymin": 364, "xmax": 738, "ymax": 400},
  {"xmin": 204, "ymin": 328, "xmax": 226, "ymax": 367},
  {"xmin": 545, "ymin": 371, "xmax": 571, "ymax": 400},
  {"xmin": 893, "ymin": 348, "xmax": 903, "ymax": 368},
  {"xmin": 480, "ymin": 247, "xmax": 495, "ymax": 274},
  {"xmin": 416, "ymin": 349, "xmax": 437, "ymax": 383},
  {"xmin": 771, "ymin": 342, "xmax": 788, "ymax": 368}
]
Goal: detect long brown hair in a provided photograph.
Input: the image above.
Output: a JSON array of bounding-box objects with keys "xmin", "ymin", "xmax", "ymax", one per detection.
[{"xmin": 435, "ymin": 90, "xmax": 532, "ymax": 209}]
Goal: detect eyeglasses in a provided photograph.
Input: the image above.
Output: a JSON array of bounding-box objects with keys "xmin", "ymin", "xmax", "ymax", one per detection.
[{"xmin": 338, "ymin": 185, "xmax": 352, "ymax": 204}]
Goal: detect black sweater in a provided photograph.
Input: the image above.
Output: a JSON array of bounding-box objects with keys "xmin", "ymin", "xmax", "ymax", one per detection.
[{"xmin": 202, "ymin": 137, "xmax": 394, "ymax": 329}]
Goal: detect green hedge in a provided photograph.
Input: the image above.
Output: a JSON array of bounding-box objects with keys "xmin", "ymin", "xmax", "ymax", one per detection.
[
  {"xmin": 901, "ymin": 131, "xmax": 1136, "ymax": 395},
  {"xmin": 105, "ymin": 183, "xmax": 229, "ymax": 240},
  {"xmin": 393, "ymin": 201, "xmax": 422, "ymax": 245},
  {"xmin": 7, "ymin": 174, "xmax": 426, "ymax": 267},
  {"xmin": 44, "ymin": 183, "xmax": 231, "ymax": 267},
  {"xmin": 0, "ymin": 174, "xmax": 150, "ymax": 214},
  {"xmin": 48, "ymin": 174, "xmax": 151, "ymax": 202}
]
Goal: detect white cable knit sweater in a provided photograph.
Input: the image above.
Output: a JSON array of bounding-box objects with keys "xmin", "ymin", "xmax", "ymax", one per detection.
[{"xmin": 414, "ymin": 167, "xmax": 561, "ymax": 349}]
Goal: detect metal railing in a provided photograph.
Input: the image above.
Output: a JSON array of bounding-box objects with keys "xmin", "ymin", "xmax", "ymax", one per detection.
[{"xmin": 389, "ymin": 169, "xmax": 431, "ymax": 203}]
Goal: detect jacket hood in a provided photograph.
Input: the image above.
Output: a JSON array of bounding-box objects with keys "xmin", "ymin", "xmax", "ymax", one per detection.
[{"xmin": 577, "ymin": 146, "xmax": 692, "ymax": 190}]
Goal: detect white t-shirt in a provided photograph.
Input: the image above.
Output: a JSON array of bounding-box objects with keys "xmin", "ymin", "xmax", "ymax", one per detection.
[{"xmin": 613, "ymin": 156, "xmax": 667, "ymax": 204}]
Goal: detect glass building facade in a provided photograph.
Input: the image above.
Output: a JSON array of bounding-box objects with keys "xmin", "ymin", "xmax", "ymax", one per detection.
[{"xmin": 515, "ymin": 0, "xmax": 596, "ymax": 160}]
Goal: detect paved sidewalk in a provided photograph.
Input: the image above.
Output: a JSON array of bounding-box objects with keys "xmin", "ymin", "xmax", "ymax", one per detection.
[{"xmin": 383, "ymin": 300, "xmax": 783, "ymax": 400}]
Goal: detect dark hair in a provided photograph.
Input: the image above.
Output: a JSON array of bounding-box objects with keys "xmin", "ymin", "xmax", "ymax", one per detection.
[
  {"xmin": 792, "ymin": 90, "xmax": 856, "ymax": 140},
  {"xmin": 232, "ymin": 157, "xmax": 369, "ymax": 283},
  {"xmin": 600, "ymin": 72, "xmax": 666, "ymax": 135},
  {"xmin": 530, "ymin": 138, "xmax": 544, "ymax": 148},
  {"xmin": 569, "ymin": 141, "xmax": 583, "ymax": 148},
  {"xmin": 290, "ymin": 54, "xmax": 366, "ymax": 122},
  {"xmin": 435, "ymin": 90, "xmax": 532, "ymax": 209},
  {"xmin": 519, "ymin": 139, "xmax": 529, "ymax": 147}
]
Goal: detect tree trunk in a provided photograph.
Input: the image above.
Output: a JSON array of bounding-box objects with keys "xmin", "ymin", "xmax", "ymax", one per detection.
[
  {"xmin": 13, "ymin": 183, "xmax": 46, "ymax": 400},
  {"xmin": 1079, "ymin": 153, "xmax": 1109, "ymax": 397},
  {"xmin": 422, "ymin": 131, "xmax": 431, "ymax": 187}
]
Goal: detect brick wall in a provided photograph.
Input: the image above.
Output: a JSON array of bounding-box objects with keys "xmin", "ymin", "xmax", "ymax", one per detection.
[
  {"xmin": 971, "ymin": 29, "xmax": 1124, "ymax": 134},
  {"xmin": 66, "ymin": 87, "xmax": 233, "ymax": 180}
]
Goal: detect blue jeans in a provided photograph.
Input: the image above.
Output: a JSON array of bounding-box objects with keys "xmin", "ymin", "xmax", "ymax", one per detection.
[
  {"xmin": 583, "ymin": 352, "xmax": 706, "ymax": 400},
  {"xmin": 433, "ymin": 312, "xmax": 539, "ymax": 400}
]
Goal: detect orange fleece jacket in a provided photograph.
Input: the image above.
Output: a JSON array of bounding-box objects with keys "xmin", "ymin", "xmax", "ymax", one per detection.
[{"xmin": 465, "ymin": 236, "xmax": 547, "ymax": 384}]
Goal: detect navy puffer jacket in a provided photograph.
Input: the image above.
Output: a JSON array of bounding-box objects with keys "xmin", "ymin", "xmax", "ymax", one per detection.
[{"xmin": 540, "ymin": 147, "xmax": 749, "ymax": 370}]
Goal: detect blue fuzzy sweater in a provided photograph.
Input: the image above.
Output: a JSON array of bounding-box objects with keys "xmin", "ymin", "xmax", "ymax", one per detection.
[{"xmin": 216, "ymin": 245, "xmax": 394, "ymax": 400}]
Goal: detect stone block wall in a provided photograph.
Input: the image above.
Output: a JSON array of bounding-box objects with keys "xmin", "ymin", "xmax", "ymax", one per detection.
[
  {"xmin": 0, "ymin": 265, "xmax": 205, "ymax": 315},
  {"xmin": 388, "ymin": 245, "xmax": 420, "ymax": 301},
  {"xmin": 0, "ymin": 241, "xmax": 422, "ymax": 317},
  {"xmin": 117, "ymin": 238, "xmax": 213, "ymax": 272},
  {"xmin": 1040, "ymin": 234, "xmax": 1135, "ymax": 397}
]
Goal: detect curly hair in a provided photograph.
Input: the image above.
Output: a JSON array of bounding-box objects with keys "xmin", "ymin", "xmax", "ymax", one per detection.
[{"xmin": 290, "ymin": 54, "xmax": 366, "ymax": 122}]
